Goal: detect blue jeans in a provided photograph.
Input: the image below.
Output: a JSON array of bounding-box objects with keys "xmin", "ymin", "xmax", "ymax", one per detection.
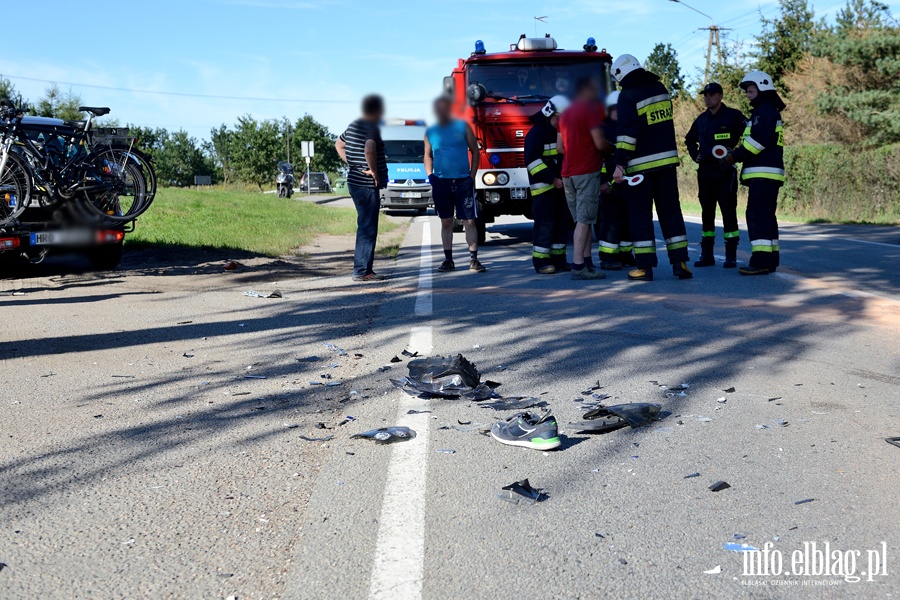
[{"xmin": 348, "ymin": 184, "xmax": 380, "ymax": 277}]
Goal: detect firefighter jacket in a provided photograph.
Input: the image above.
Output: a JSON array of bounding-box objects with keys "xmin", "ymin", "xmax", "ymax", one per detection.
[
  {"xmin": 731, "ymin": 98, "xmax": 785, "ymax": 184},
  {"xmin": 613, "ymin": 70, "xmax": 680, "ymax": 175},
  {"xmin": 524, "ymin": 118, "xmax": 561, "ymax": 197},
  {"xmin": 684, "ymin": 103, "xmax": 746, "ymax": 172}
]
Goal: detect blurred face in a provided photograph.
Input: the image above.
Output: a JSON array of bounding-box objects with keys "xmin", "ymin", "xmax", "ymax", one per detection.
[
  {"xmin": 744, "ymin": 84, "xmax": 759, "ymax": 101},
  {"xmin": 704, "ymin": 92, "xmax": 723, "ymax": 110},
  {"xmin": 609, "ymin": 106, "xmax": 618, "ymax": 122},
  {"xmin": 549, "ymin": 113, "xmax": 560, "ymax": 128},
  {"xmin": 433, "ymin": 99, "xmax": 452, "ymax": 123},
  {"xmin": 578, "ymin": 82, "xmax": 599, "ymax": 101}
]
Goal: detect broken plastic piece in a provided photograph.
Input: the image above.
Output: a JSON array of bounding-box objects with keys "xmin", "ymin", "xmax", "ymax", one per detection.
[
  {"xmin": 733, "ymin": 534, "xmax": 746, "ymax": 540},
  {"xmin": 716, "ymin": 397, "xmax": 726, "ymax": 403},
  {"xmin": 243, "ymin": 289, "xmax": 283, "ymax": 298},
  {"xmin": 582, "ymin": 403, "xmax": 661, "ymax": 428},
  {"xmin": 724, "ymin": 542, "xmax": 759, "ymax": 552},
  {"xmin": 407, "ymin": 354, "xmax": 480, "ymax": 389},
  {"xmin": 297, "ymin": 356, "xmax": 322, "ymax": 362},
  {"xmin": 886, "ymin": 437, "xmax": 900, "ymax": 449},
  {"xmin": 723, "ymin": 387, "xmax": 736, "ymax": 393},
  {"xmin": 390, "ymin": 356, "xmax": 402, "ymax": 363},
  {"xmin": 223, "ymin": 260, "xmax": 240, "ymax": 270},
  {"xmin": 244, "ymin": 375, "xmax": 266, "ymax": 379},
  {"xmin": 697, "ymin": 416, "xmax": 712, "ymax": 422},
  {"xmin": 709, "ymin": 480, "xmax": 731, "ymax": 492},
  {"xmin": 703, "ymin": 565, "xmax": 722, "ymax": 574},
  {"xmin": 351, "ymin": 426, "xmax": 416, "ymax": 443},
  {"xmin": 684, "ymin": 472, "xmax": 700, "ymax": 479},
  {"xmin": 498, "ymin": 479, "xmax": 547, "ymax": 505},
  {"xmin": 435, "ymin": 449, "xmax": 456, "ymax": 454},
  {"xmin": 406, "ymin": 409, "xmax": 431, "ymax": 415},
  {"xmin": 401, "ymin": 349, "xmax": 419, "ymax": 357},
  {"xmin": 794, "ymin": 498, "xmax": 815, "ymax": 505},
  {"xmin": 300, "ymin": 435, "xmax": 334, "ymax": 442},
  {"xmin": 480, "ymin": 397, "xmax": 548, "ymax": 411}
]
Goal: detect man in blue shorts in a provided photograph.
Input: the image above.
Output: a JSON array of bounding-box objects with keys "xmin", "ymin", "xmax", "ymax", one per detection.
[{"xmin": 424, "ymin": 96, "xmax": 485, "ymax": 273}]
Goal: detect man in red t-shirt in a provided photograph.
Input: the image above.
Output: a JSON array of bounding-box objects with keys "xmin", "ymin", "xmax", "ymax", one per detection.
[{"xmin": 558, "ymin": 78, "xmax": 611, "ymax": 279}]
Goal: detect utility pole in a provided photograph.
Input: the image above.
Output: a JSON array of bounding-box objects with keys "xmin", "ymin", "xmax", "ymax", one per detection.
[{"xmin": 669, "ymin": 0, "xmax": 731, "ymax": 83}]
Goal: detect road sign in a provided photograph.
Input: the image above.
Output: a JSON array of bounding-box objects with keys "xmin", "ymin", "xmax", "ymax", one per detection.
[{"xmin": 301, "ymin": 141, "xmax": 315, "ymax": 158}]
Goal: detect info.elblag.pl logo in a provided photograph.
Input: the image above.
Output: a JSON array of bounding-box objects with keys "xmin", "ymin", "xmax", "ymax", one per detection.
[{"xmin": 742, "ymin": 542, "xmax": 890, "ymax": 586}]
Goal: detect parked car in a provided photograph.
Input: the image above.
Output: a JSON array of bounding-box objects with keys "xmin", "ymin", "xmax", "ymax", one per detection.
[{"xmin": 299, "ymin": 172, "xmax": 332, "ymax": 193}]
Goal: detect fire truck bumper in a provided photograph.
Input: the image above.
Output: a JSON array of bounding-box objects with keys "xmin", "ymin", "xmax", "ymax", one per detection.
[{"xmin": 475, "ymin": 168, "xmax": 532, "ymax": 219}]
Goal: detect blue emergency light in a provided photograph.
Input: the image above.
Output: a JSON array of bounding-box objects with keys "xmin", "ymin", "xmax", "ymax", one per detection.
[
  {"xmin": 475, "ymin": 40, "xmax": 486, "ymax": 54},
  {"xmin": 584, "ymin": 37, "xmax": 598, "ymax": 52},
  {"xmin": 489, "ymin": 153, "xmax": 501, "ymax": 166}
]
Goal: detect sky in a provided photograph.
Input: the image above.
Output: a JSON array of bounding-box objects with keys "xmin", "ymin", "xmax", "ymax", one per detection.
[{"xmin": 3, "ymin": 0, "xmax": 896, "ymax": 140}]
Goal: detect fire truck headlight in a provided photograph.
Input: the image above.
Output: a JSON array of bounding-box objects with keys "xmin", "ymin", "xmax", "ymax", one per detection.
[
  {"xmin": 487, "ymin": 192, "xmax": 501, "ymax": 204},
  {"xmin": 483, "ymin": 173, "xmax": 497, "ymax": 186},
  {"xmin": 489, "ymin": 153, "xmax": 501, "ymax": 166},
  {"xmin": 496, "ymin": 172, "xmax": 510, "ymax": 185}
]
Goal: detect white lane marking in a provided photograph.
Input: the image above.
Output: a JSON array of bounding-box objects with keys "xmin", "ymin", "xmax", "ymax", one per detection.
[
  {"xmin": 368, "ymin": 220, "xmax": 435, "ymax": 600},
  {"xmin": 414, "ymin": 220, "xmax": 433, "ymax": 316}
]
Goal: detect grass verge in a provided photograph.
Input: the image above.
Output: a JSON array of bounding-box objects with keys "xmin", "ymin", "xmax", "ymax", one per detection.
[{"xmin": 128, "ymin": 188, "xmax": 398, "ymax": 257}]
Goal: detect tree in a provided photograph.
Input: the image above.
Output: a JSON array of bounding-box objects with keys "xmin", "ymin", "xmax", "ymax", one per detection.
[
  {"xmin": 289, "ymin": 114, "xmax": 342, "ymax": 174},
  {"xmin": 755, "ymin": 0, "xmax": 818, "ymax": 89},
  {"xmin": 0, "ymin": 77, "xmax": 26, "ymax": 107},
  {"xmin": 645, "ymin": 43, "xmax": 685, "ymax": 96},
  {"xmin": 208, "ymin": 125, "xmax": 236, "ymax": 185},
  {"xmin": 156, "ymin": 130, "xmax": 215, "ymax": 187},
  {"xmin": 34, "ymin": 84, "xmax": 85, "ymax": 121},
  {"xmin": 813, "ymin": 0, "xmax": 900, "ymax": 145},
  {"xmin": 227, "ymin": 116, "xmax": 284, "ymax": 189}
]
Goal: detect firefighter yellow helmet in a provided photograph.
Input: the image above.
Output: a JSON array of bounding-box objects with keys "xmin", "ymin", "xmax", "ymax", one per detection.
[
  {"xmin": 740, "ymin": 70, "xmax": 776, "ymax": 93},
  {"xmin": 611, "ymin": 54, "xmax": 642, "ymax": 83}
]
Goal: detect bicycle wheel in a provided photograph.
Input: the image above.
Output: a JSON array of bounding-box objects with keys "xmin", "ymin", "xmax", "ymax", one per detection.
[
  {"xmin": 0, "ymin": 152, "xmax": 33, "ymax": 226},
  {"xmin": 78, "ymin": 152, "xmax": 151, "ymax": 223}
]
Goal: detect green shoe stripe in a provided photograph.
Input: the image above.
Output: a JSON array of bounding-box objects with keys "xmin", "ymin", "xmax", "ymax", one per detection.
[{"xmin": 530, "ymin": 436, "xmax": 560, "ymax": 446}]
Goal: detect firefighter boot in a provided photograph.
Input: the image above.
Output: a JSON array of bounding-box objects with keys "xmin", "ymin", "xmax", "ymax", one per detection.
[
  {"xmin": 628, "ymin": 268, "xmax": 653, "ymax": 281},
  {"xmin": 673, "ymin": 262, "xmax": 693, "ymax": 279},
  {"xmin": 693, "ymin": 238, "xmax": 715, "ymax": 267},
  {"xmin": 723, "ymin": 238, "xmax": 738, "ymax": 269}
]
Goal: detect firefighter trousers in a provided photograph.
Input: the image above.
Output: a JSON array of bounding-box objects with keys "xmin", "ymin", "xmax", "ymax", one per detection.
[
  {"xmin": 595, "ymin": 187, "xmax": 632, "ymax": 261},
  {"xmin": 745, "ymin": 179, "xmax": 781, "ymax": 270},
  {"xmin": 624, "ymin": 167, "xmax": 689, "ymax": 268},
  {"xmin": 532, "ymin": 188, "xmax": 570, "ymax": 270},
  {"xmin": 698, "ymin": 167, "xmax": 739, "ymax": 251}
]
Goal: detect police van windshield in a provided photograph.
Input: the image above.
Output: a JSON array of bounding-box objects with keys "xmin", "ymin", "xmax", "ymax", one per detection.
[
  {"xmin": 467, "ymin": 61, "xmax": 609, "ymax": 101},
  {"xmin": 384, "ymin": 140, "xmax": 425, "ymax": 164}
]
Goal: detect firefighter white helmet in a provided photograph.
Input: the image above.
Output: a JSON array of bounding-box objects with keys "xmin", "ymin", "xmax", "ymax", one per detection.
[
  {"xmin": 605, "ymin": 91, "xmax": 620, "ymax": 110},
  {"xmin": 541, "ymin": 95, "xmax": 571, "ymax": 117},
  {"xmin": 611, "ymin": 54, "xmax": 642, "ymax": 83},
  {"xmin": 740, "ymin": 70, "xmax": 776, "ymax": 93}
]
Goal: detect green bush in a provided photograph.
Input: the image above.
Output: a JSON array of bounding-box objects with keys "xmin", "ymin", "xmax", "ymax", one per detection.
[{"xmin": 781, "ymin": 143, "xmax": 900, "ymax": 223}]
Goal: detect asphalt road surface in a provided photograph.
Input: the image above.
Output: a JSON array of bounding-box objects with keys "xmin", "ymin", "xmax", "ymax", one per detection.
[{"xmin": 1, "ymin": 212, "xmax": 898, "ymax": 599}]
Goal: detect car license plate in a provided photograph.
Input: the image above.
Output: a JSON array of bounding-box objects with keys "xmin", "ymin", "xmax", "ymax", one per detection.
[
  {"xmin": 30, "ymin": 232, "xmax": 65, "ymax": 246},
  {"xmin": 400, "ymin": 192, "xmax": 422, "ymax": 199},
  {"xmin": 510, "ymin": 188, "xmax": 528, "ymax": 200}
]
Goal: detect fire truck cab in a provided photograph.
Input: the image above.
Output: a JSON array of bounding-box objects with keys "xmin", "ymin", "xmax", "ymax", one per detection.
[{"xmin": 444, "ymin": 34, "xmax": 613, "ymax": 242}]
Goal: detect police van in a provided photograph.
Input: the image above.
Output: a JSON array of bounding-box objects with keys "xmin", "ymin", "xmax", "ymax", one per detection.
[{"xmin": 380, "ymin": 119, "xmax": 431, "ymax": 213}]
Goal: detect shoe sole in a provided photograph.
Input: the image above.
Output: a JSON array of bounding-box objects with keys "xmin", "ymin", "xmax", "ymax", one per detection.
[
  {"xmin": 628, "ymin": 275, "xmax": 653, "ymax": 281},
  {"xmin": 490, "ymin": 431, "xmax": 561, "ymax": 450}
]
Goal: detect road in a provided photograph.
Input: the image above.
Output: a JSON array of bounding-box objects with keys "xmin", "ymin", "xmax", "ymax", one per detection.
[{"xmin": 1, "ymin": 212, "xmax": 898, "ymax": 599}]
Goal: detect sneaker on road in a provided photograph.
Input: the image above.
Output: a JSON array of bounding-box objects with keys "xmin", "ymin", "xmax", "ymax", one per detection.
[
  {"xmin": 491, "ymin": 412, "xmax": 561, "ymax": 450},
  {"xmin": 571, "ymin": 268, "xmax": 606, "ymax": 280},
  {"xmin": 437, "ymin": 260, "xmax": 456, "ymax": 272},
  {"xmin": 470, "ymin": 258, "xmax": 487, "ymax": 273},
  {"xmin": 352, "ymin": 273, "xmax": 386, "ymax": 282}
]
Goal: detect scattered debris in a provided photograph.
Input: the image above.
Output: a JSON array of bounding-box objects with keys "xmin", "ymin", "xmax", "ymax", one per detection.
[
  {"xmin": 723, "ymin": 387, "xmax": 736, "ymax": 393},
  {"xmin": 351, "ymin": 426, "xmax": 416, "ymax": 443},
  {"xmin": 183, "ymin": 353, "xmax": 194, "ymax": 358},
  {"xmin": 244, "ymin": 289, "xmax": 283, "ymax": 299},
  {"xmin": 886, "ymin": 437, "xmax": 900, "ymax": 449},
  {"xmin": 244, "ymin": 375, "xmax": 266, "ymax": 380},
  {"xmin": 684, "ymin": 473, "xmax": 700, "ymax": 479},
  {"xmin": 716, "ymin": 397, "xmax": 727, "ymax": 403},
  {"xmin": 223, "ymin": 260, "xmax": 241, "ymax": 270},
  {"xmin": 390, "ymin": 356, "xmax": 402, "ymax": 363},
  {"xmin": 392, "ymin": 354, "xmax": 495, "ymax": 400},
  {"xmin": 377, "ymin": 365, "xmax": 393, "ymax": 373},
  {"xmin": 767, "ymin": 397, "xmax": 782, "ymax": 402},
  {"xmin": 498, "ymin": 479, "xmax": 547, "ymax": 505},
  {"xmin": 794, "ymin": 498, "xmax": 815, "ymax": 505},
  {"xmin": 697, "ymin": 416, "xmax": 712, "ymax": 422},
  {"xmin": 354, "ymin": 353, "xmax": 364, "ymax": 359},
  {"xmin": 283, "ymin": 423, "xmax": 299, "ymax": 429},
  {"xmin": 703, "ymin": 565, "xmax": 722, "ymax": 575},
  {"xmin": 709, "ymin": 481, "xmax": 731, "ymax": 492},
  {"xmin": 93, "ymin": 414, "xmax": 103, "ymax": 419},
  {"xmin": 733, "ymin": 534, "xmax": 746, "ymax": 540},
  {"xmin": 572, "ymin": 403, "xmax": 662, "ymax": 434},
  {"xmin": 322, "ymin": 342, "xmax": 348, "ymax": 356},
  {"xmin": 724, "ymin": 542, "xmax": 759, "ymax": 552},
  {"xmin": 435, "ymin": 449, "xmax": 456, "ymax": 454},
  {"xmin": 774, "ymin": 419, "xmax": 789, "ymax": 427},
  {"xmin": 618, "ymin": 558, "xmax": 628, "ymax": 565},
  {"xmin": 300, "ymin": 435, "xmax": 334, "ymax": 442},
  {"xmin": 401, "ymin": 349, "xmax": 419, "ymax": 357},
  {"xmin": 458, "ymin": 419, "xmax": 471, "ymax": 425},
  {"xmin": 406, "ymin": 409, "xmax": 431, "ymax": 415},
  {"xmin": 480, "ymin": 397, "xmax": 548, "ymax": 411},
  {"xmin": 177, "ymin": 320, "xmax": 193, "ymax": 325}
]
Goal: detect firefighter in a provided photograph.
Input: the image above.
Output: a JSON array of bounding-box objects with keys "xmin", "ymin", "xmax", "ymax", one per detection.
[
  {"xmin": 725, "ymin": 71, "xmax": 786, "ymax": 275},
  {"xmin": 596, "ymin": 91, "xmax": 634, "ymax": 270},
  {"xmin": 611, "ymin": 54, "xmax": 692, "ymax": 281},
  {"xmin": 525, "ymin": 95, "xmax": 572, "ymax": 273},
  {"xmin": 684, "ymin": 82, "xmax": 746, "ymax": 268}
]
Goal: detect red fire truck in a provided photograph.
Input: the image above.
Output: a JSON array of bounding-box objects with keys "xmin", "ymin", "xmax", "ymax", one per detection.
[{"xmin": 444, "ymin": 34, "xmax": 614, "ymax": 243}]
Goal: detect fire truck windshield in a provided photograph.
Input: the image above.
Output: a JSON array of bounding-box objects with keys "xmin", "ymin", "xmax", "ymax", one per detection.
[
  {"xmin": 467, "ymin": 61, "xmax": 609, "ymax": 102},
  {"xmin": 383, "ymin": 140, "xmax": 425, "ymax": 164}
]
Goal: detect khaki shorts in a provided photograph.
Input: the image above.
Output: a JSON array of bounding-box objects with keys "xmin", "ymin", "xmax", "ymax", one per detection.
[{"xmin": 563, "ymin": 171, "xmax": 602, "ymax": 224}]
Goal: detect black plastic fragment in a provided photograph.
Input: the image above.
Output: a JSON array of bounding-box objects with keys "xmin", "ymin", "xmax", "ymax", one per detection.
[
  {"xmin": 351, "ymin": 426, "xmax": 416, "ymax": 443},
  {"xmin": 479, "ymin": 397, "xmax": 548, "ymax": 411},
  {"xmin": 498, "ymin": 479, "xmax": 548, "ymax": 504},
  {"xmin": 794, "ymin": 498, "xmax": 815, "ymax": 505},
  {"xmin": 406, "ymin": 409, "xmax": 431, "ymax": 415},
  {"xmin": 885, "ymin": 437, "xmax": 900, "ymax": 449},
  {"xmin": 582, "ymin": 403, "xmax": 661, "ymax": 428},
  {"xmin": 408, "ymin": 354, "xmax": 480, "ymax": 389},
  {"xmin": 709, "ymin": 480, "xmax": 731, "ymax": 492},
  {"xmin": 300, "ymin": 435, "xmax": 334, "ymax": 442},
  {"xmin": 390, "ymin": 356, "xmax": 402, "ymax": 363},
  {"xmin": 684, "ymin": 472, "xmax": 700, "ymax": 479},
  {"xmin": 401, "ymin": 349, "xmax": 419, "ymax": 357},
  {"xmin": 723, "ymin": 387, "xmax": 736, "ymax": 393}
]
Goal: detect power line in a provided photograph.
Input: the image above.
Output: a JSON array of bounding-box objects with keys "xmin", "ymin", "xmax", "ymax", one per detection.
[{"xmin": 0, "ymin": 73, "xmax": 429, "ymax": 105}]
